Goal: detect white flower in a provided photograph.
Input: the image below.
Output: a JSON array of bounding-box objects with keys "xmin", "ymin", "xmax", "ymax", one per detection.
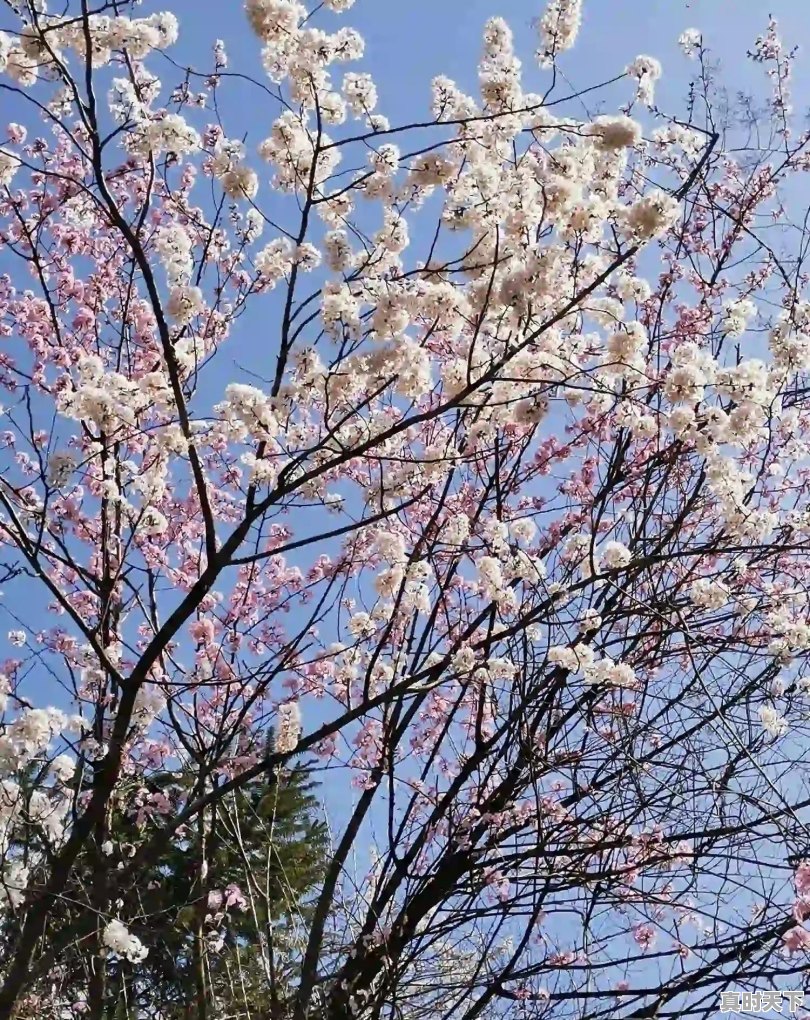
[
  {"xmin": 166, "ymin": 285, "xmax": 204, "ymax": 324},
  {"xmin": 622, "ymin": 190, "xmax": 680, "ymax": 241},
  {"xmin": 343, "ymin": 72, "xmax": 378, "ymax": 116},
  {"xmin": 0, "ymin": 32, "xmax": 10, "ymax": 74},
  {"xmin": 6, "ymin": 44, "xmax": 37, "ymax": 87},
  {"xmin": 0, "ymin": 148, "xmax": 21, "ymax": 187},
  {"xmin": 47, "ymin": 451, "xmax": 77, "ymax": 488},
  {"xmin": 583, "ymin": 656, "xmax": 638, "ymax": 689},
  {"xmin": 255, "ymin": 238, "xmax": 294, "ymax": 284},
  {"xmin": 616, "ymin": 274, "xmax": 652, "ymax": 304},
  {"xmin": 678, "ymin": 28, "xmax": 702, "ymax": 59},
  {"xmin": 578, "ymin": 610, "xmax": 602, "ymax": 634},
  {"xmin": 487, "ymin": 657, "xmax": 517, "ymax": 681},
  {"xmin": 601, "ymin": 540, "xmax": 632, "ymax": 570},
  {"xmin": 348, "ymin": 612, "xmax": 375, "ymax": 638},
  {"xmin": 0, "ymin": 861, "xmax": 28, "ymax": 908},
  {"xmin": 536, "ymin": 0, "xmax": 582, "ymax": 67},
  {"xmin": 374, "ymin": 531, "xmax": 408, "ymax": 566},
  {"xmin": 668, "ymin": 406, "xmax": 696, "ymax": 435},
  {"xmin": 154, "ymin": 225, "xmax": 194, "ymax": 286},
  {"xmin": 103, "ymin": 919, "xmax": 148, "ymax": 963},
  {"xmin": 759, "ymin": 705, "xmax": 788, "ymax": 739},
  {"xmin": 132, "ymin": 686, "xmax": 166, "ymax": 728},
  {"xmin": 221, "ymin": 164, "xmax": 259, "ymax": 200},
  {"xmin": 216, "ymin": 383, "xmax": 279, "ymax": 440},
  {"xmin": 50, "ymin": 754, "xmax": 76, "ymax": 782},
  {"xmin": 589, "ymin": 115, "xmax": 641, "ymax": 151},
  {"xmin": 126, "ymin": 113, "xmax": 200, "ymax": 157},
  {"xmin": 145, "ymin": 12, "xmax": 180, "ymax": 49},
  {"xmin": 139, "ymin": 508, "xmax": 169, "ymax": 538},
  {"xmin": 689, "ymin": 578, "xmax": 728, "ymax": 611},
  {"xmin": 245, "ymin": 0, "xmax": 306, "ymax": 41},
  {"xmin": 548, "ymin": 645, "xmax": 579, "ymax": 672},
  {"xmin": 274, "ymin": 702, "xmax": 301, "ymax": 754},
  {"xmin": 626, "ymin": 55, "xmax": 662, "ymax": 106},
  {"xmin": 449, "ymin": 646, "xmax": 474, "ymax": 674},
  {"xmin": 723, "ymin": 298, "xmax": 756, "ymax": 338},
  {"xmin": 510, "ymin": 518, "xmax": 537, "ymax": 543},
  {"xmin": 549, "ymin": 644, "xmax": 594, "ymax": 675},
  {"xmin": 478, "ymin": 556, "xmax": 505, "ymax": 599},
  {"xmin": 4, "ymin": 707, "xmax": 67, "ymax": 764}
]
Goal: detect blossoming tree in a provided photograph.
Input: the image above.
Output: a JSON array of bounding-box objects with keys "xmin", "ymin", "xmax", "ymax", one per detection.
[{"xmin": 1, "ymin": 0, "xmax": 810, "ymax": 1017}]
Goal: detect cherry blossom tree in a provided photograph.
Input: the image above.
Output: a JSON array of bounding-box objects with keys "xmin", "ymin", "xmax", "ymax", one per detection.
[{"xmin": 1, "ymin": 1, "xmax": 810, "ymax": 1018}]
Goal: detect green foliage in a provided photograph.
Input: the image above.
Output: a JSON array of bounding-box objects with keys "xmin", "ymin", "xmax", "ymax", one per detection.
[
  {"xmin": 121, "ymin": 753, "xmax": 328, "ymax": 1019},
  {"xmin": 8, "ymin": 746, "xmax": 328, "ymax": 1019}
]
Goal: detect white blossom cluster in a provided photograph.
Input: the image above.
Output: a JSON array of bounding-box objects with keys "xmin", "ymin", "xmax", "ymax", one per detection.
[
  {"xmin": 626, "ymin": 54, "xmax": 662, "ymax": 107},
  {"xmin": 3, "ymin": 11, "xmax": 178, "ymax": 87},
  {"xmin": 244, "ymin": 0, "xmax": 368, "ymax": 189},
  {"xmin": 210, "ymin": 138, "xmax": 259, "ymax": 200},
  {"xmin": 0, "ymin": 692, "xmax": 85, "ymax": 914},
  {"xmin": 549, "ymin": 644, "xmax": 638, "ymax": 689},
  {"xmin": 0, "ymin": 705, "xmax": 70, "ymax": 772},
  {"xmin": 600, "ymin": 540, "xmax": 632, "ymax": 570},
  {"xmin": 678, "ymin": 28, "xmax": 702, "ymax": 58},
  {"xmin": 762, "ymin": 592, "xmax": 810, "ymax": 663},
  {"xmin": 102, "ymin": 919, "xmax": 149, "ymax": 963},
  {"xmin": 723, "ymin": 297, "xmax": 757, "ymax": 337},
  {"xmin": 125, "ymin": 113, "xmax": 201, "ymax": 159},
  {"xmin": 273, "ymin": 701, "xmax": 302, "ymax": 753},
  {"xmin": 689, "ymin": 578, "xmax": 729, "ymax": 612},
  {"xmin": 0, "ymin": 148, "xmax": 20, "ymax": 187},
  {"xmin": 759, "ymin": 705, "xmax": 788, "ymax": 739},
  {"xmin": 536, "ymin": 0, "xmax": 583, "ymax": 67}
]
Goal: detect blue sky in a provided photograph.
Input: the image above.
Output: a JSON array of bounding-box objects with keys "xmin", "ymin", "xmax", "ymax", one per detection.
[
  {"xmin": 3, "ymin": 0, "xmax": 810, "ymax": 766},
  {"xmin": 148, "ymin": 0, "xmax": 810, "ymax": 963},
  {"xmin": 3, "ymin": 0, "xmax": 808, "ymax": 742},
  {"xmin": 166, "ymin": 0, "xmax": 810, "ymax": 145},
  {"xmin": 0, "ymin": 1, "xmax": 808, "ymax": 1001},
  {"xmin": 139, "ymin": 0, "xmax": 810, "ymax": 408}
]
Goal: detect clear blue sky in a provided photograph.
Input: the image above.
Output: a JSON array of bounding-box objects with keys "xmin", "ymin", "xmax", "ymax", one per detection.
[
  {"xmin": 140, "ymin": 0, "xmax": 810, "ymax": 402},
  {"xmin": 4, "ymin": 1, "xmax": 809, "ymax": 719},
  {"xmin": 0, "ymin": 2, "xmax": 808, "ymax": 996},
  {"xmin": 167, "ymin": 0, "xmax": 810, "ymax": 147},
  {"xmin": 4, "ymin": 0, "xmax": 810, "ymax": 745}
]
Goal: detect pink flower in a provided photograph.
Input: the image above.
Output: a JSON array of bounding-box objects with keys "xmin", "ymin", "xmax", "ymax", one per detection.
[
  {"xmin": 72, "ymin": 307, "xmax": 96, "ymax": 331},
  {"xmin": 189, "ymin": 619, "xmax": 216, "ymax": 646},
  {"xmin": 782, "ymin": 925, "xmax": 810, "ymax": 955},
  {"xmin": 632, "ymin": 924, "xmax": 656, "ymax": 951},
  {"xmin": 793, "ymin": 897, "xmax": 810, "ymax": 923}
]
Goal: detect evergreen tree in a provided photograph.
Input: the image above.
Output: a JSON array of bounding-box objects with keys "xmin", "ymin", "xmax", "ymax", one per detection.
[
  {"xmin": 5, "ymin": 745, "xmax": 328, "ymax": 1019},
  {"xmin": 126, "ymin": 752, "xmax": 328, "ymax": 1019}
]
